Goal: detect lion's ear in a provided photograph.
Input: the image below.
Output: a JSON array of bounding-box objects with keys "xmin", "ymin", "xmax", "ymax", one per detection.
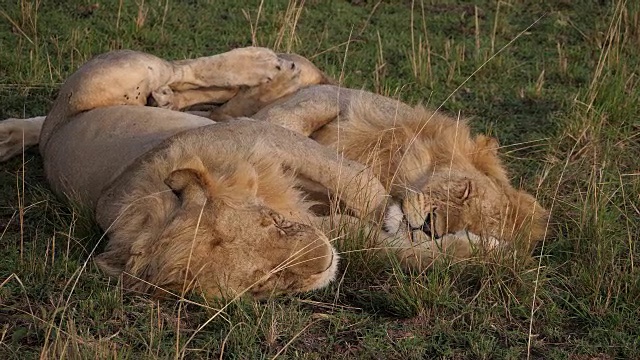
[
  {"xmin": 474, "ymin": 135, "xmax": 499, "ymax": 156},
  {"xmin": 473, "ymin": 135, "xmax": 509, "ymax": 186},
  {"xmin": 165, "ymin": 168, "xmax": 210, "ymax": 207},
  {"xmin": 446, "ymin": 179, "xmax": 473, "ymax": 201}
]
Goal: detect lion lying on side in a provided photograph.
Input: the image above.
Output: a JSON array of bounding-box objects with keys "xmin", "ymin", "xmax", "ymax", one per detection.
[
  {"xmin": 0, "ymin": 49, "xmax": 548, "ymax": 292},
  {"xmin": 0, "ymin": 48, "xmax": 392, "ymax": 299},
  {"xmin": 252, "ymin": 84, "xmax": 549, "ymax": 268}
]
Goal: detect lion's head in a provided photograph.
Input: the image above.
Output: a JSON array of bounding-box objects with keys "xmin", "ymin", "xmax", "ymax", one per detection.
[
  {"xmin": 95, "ymin": 154, "xmax": 337, "ymax": 299},
  {"xmin": 384, "ymin": 167, "xmax": 548, "ymax": 255},
  {"xmin": 332, "ymin": 100, "xmax": 548, "ymax": 257},
  {"xmin": 382, "ymin": 129, "xmax": 548, "ymax": 258}
]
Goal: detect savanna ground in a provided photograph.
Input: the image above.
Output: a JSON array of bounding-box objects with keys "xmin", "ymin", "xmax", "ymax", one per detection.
[{"xmin": 1, "ymin": 0, "xmax": 639, "ymax": 358}]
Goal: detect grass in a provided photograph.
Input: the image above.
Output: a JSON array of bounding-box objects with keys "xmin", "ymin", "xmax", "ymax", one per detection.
[{"xmin": 1, "ymin": 0, "xmax": 639, "ymax": 358}]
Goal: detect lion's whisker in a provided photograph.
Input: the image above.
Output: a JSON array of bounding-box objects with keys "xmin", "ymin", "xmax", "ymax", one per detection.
[{"xmin": 270, "ymin": 236, "xmax": 336, "ymax": 274}]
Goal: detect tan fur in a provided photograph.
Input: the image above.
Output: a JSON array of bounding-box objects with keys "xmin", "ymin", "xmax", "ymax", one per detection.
[
  {"xmin": 0, "ymin": 49, "xmax": 395, "ymax": 299},
  {"xmin": 0, "ymin": 117, "xmax": 45, "ymax": 161},
  {"xmin": 254, "ymin": 84, "xmax": 549, "ymax": 267},
  {"xmin": 95, "ymin": 142, "xmax": 337, "ymax": 298},
  {"xmin": 209, "ymin": 53, "xmax": 333, "ymax": 121},
  {"xmin": 0, "ymin": 49, "xmax": 548, "ymax": 282}
]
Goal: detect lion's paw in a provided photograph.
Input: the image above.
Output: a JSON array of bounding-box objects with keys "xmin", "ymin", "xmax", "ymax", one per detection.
[
  {"xmin": 225, "ymin": 47, "xmax": 297, "ymax": 87},
  {"xmin": 150, "ymin": 85, "xmax": 176, "ymax": 109},
  {"xmin": 0, "ymin": 117, "xmax": 44, "ymax": 162}
]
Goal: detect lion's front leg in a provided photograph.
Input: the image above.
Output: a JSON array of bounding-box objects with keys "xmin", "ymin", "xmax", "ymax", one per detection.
[
  {"xmin": 386, "ymin": 230, "xmax": 505, "ymax": 270},
  {"xmin": 218, "ymin": 120, "xmax": 390, "ymax": 219},
  {"xmin": 253, "ymin": 85, "xmax": 347, "ymax": 136},
  {"xmin": 169, "ymin": 47, "xmax": 293, "ymax": 91},
  {"xmin": 208, "ymin": 53, "xmax": 332, "ymax": 121},
  {"xmin": 162, "ymin": 48, "xmax": 297, "ymax": 111},
  {"xmin": 318, "ymin": 211, "xmax": 505, "ymax": 271},
  {"xmin": 270, "ymin": 137, "xmax": 390, "ymax": 219},
  {"xmin": 209, "ymin": 58, "xmax": 303, "ymax": 121},
  {"xmin": 0, "ymin": 116, "xmax": 45, "ymax": 162}
]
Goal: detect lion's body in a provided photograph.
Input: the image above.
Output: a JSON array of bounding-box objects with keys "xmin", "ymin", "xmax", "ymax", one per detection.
[
  {"xmin": 0, "ymin": 49, "xmax": 548, "ymax": 297},
  {"xmin": 256, "ymin": 85, "xmax": 548, "ymax": 264},
  {"xmin": 42, "ymin": 106, "xmax": 211, "ymax": 207},
  {"xmin": 5, "ymin": 49, "xmax": 393, "ymax": 299}
]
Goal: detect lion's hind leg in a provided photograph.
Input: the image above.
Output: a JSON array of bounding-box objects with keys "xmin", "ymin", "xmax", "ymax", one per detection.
[{"xmin": 0, "ymin": 116, "xmax": 45, "ymax": 162}]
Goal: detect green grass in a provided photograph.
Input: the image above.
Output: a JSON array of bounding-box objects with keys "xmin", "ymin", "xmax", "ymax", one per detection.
[{"xmin": 1, "ymin": 0, "xmax": 639, "ymax": 358}]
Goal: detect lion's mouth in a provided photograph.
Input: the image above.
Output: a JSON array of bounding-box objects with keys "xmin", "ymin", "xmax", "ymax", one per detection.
[
  {"xmin": 306, "ymin": 246, "xmax": 339, "ymax": 291},
  {"xmin": 319, "ymin": 249, "xmax": 335, "ymax": 273},
  {"xmin": 408, "ymin": 212, "xmax": 440, "ymax": 241},
  {"xmin": 383, "ymin": 202, "xmax": 441, "ymax": 240}
]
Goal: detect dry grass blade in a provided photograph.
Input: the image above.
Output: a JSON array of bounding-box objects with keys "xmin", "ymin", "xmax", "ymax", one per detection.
[{"xmin": 1, "ymin": 0, "xmax": 639, "ymax": 358}]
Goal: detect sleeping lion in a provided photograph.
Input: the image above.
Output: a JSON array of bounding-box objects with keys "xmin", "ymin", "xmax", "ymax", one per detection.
[
  {"xmin": 0, "ymin": 48, "xmax": 392, "ymax": 299},
  {"xmin": 0, "ymin": 48, "xmax": 548, "ymax": 297}
]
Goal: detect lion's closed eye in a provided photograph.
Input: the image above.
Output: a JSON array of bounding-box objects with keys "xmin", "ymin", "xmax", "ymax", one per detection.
[
  {"xmin": 259, "ymin": 211, "xmax": 294, "ymax": 237},
  {"xmin": 260, "ymin": 214, "xmax": 276, "ymax": 227}
]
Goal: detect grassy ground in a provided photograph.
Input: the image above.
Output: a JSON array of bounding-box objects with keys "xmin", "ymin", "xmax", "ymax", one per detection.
[{"xmin": 1, "ymin": 0, "xmax": 639, "ymax": 358}]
